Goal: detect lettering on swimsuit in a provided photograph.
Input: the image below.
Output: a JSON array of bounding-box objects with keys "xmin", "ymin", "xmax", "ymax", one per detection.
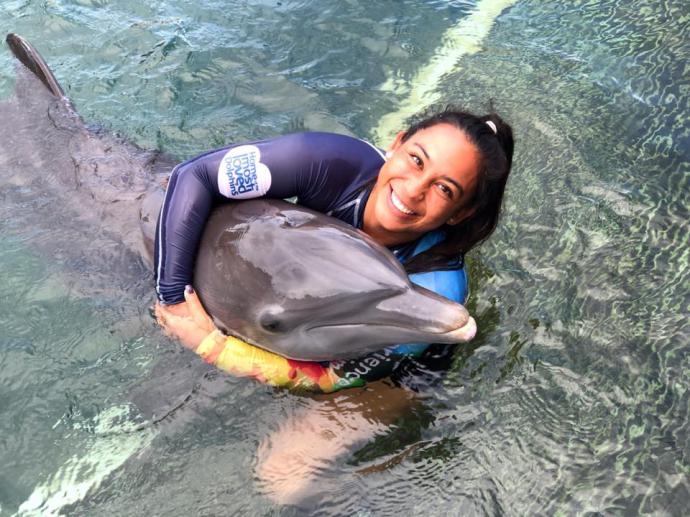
[
  {"xmin": 217, "ymin": 145, "xmax": 272, "ymax": 199},
  {"xmin": 331, "ymin": 349, "xmax": 398, "ymax": 382}
]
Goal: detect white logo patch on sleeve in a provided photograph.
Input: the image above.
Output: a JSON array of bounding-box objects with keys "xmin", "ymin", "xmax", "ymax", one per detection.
[{"xmin": 217, "ymin": 145, "xmax": 272, "ymax": 199}]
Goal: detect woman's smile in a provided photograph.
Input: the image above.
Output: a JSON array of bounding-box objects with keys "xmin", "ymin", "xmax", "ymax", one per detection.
[{"xmin": 389, "ymin": 186, "xmax": 418, "ymax": 217}]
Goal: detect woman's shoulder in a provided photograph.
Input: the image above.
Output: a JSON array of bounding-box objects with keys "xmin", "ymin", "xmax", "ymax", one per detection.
[{"xmin": 409, "ymin": 267, "xmax": 468, "ymax": 305}]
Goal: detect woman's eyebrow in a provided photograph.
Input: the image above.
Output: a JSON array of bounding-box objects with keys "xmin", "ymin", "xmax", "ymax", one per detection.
[{"xmin": 413, "ymin": 142, "xmax": 430, "ymax": 160}]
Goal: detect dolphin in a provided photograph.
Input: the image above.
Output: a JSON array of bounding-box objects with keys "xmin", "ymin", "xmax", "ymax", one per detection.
[
  {"xmin": 4, "ymin": 33, "xmax": 476, "ymax": 362},
  {"xmin": 185, "ymin": 200, "xmax": 476, "ymax": 360},
  {"xmin": 2, "ymin": 33, "xmax": 175, "ymax": 298}
]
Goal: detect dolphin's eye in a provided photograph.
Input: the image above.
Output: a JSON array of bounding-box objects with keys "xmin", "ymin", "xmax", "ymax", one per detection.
[
  {"xmin": 259, "ymin": 309, "xmax": 285, "ymax": 333},
  {"xmin": 263, "ymin": 319, "xmax": 282, "ymax": 332}
]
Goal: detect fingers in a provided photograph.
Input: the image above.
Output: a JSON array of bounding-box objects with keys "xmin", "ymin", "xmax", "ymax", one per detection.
[
  {"xmin": 154, "ymin": 300, "xmax": 188, "ymax": 329},
  {"xmin": 154, "ymin": 301, "xmax": 166, "ymax": 326},
  {"xmin": 153, "ymin": 301, "xmax": 175, "ymax": 338},
  {"xmin": 183, "ymin": 285, "xmax": 215, "ymax": 331}
]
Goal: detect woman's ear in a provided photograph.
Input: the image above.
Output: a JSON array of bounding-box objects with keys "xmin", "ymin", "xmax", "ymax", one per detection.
[{"xmin": 387, "ymin": 131, "xmax": 407, "ymax": 154}]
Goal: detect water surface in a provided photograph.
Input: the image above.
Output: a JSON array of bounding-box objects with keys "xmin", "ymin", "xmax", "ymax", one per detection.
[{"xmin": 0, "ymin": 0, "xmax": 688, "ymax": 515}]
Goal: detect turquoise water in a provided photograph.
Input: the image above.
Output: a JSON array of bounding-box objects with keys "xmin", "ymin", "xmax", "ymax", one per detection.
[{"xmin": 1, "ymin": 0, "xmax": 688, "ymax": 515}]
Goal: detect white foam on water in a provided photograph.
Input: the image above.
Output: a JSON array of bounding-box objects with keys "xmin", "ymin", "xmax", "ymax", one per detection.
[
  {"xmin": 16, "ymin": 404, "xmax": 154, "ymax": 517},
  {"xmin": 373, "ymin": 0, "xmax": 518, "ymax": 144}
]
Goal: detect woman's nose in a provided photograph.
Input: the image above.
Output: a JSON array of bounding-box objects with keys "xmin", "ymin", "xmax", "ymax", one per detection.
[{"xmin": 402, "ymin": 175, "xmax": 426, "ymax": 200}]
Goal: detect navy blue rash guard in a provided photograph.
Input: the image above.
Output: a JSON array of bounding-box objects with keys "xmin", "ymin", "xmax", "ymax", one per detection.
[{"xmin": 155, "ymin": 131, "xmax": 421, "ymax": 304}]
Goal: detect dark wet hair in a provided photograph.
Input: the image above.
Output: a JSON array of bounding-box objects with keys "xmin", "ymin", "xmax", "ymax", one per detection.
[{"xmin": 401, "ymin": 106, "xmax": 514, "ymax": 274}]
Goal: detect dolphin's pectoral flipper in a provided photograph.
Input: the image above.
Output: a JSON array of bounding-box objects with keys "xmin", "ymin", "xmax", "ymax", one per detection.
[{"xmin": 6, "ymin": 33, "xmax": 66, "ymax": 98}]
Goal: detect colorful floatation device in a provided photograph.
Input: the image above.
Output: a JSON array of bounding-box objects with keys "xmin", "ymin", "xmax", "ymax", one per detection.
[{"xmin": 191, "ymin": 229, "xmax": 468, "ymax": 393}]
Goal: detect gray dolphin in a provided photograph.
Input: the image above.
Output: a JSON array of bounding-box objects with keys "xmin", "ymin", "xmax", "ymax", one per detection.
[
  {"xmin": 4, "ymin": 33, "xmax": 476, "ymax": 362},
  {"xmin": 2, "ymin": 33, "xmax": 175, "ymax": 274},
  {"xmin": 190, "ymin": 200, "xmax": 476, "ymax": 360}
]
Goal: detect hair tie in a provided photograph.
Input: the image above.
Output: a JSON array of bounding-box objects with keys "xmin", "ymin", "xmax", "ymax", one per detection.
[{"xmin": 485, "ymin": 120, "xmax": 497, "ymax": 134}]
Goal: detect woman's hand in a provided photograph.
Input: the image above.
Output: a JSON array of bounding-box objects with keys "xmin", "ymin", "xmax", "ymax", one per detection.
[{"xmin": 154, "ymin": 286, "xmax": 217, "ymax": 350}]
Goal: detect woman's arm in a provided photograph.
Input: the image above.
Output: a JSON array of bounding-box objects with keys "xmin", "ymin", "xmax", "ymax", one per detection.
[
  {"xmin": 254, "ymin": 380, "xmax": 419, "ymax": 505},
  {"xmin": 155, "ymin": 132, "xmax": 382, "ymax": 305},
  {"xmin": 156, "ymin": 287, "xmax": 366, "ymax": 393},
  {"xmin": 155, "ymin": 141, "xmax": 296, "ymax": 305},
  {"xmin": 156, "ymin": 262, "xmax": 469, "ymax": 394},
  {"xmin": 154, "ymin": 133, "xmax": 385, "ymax": 343}
]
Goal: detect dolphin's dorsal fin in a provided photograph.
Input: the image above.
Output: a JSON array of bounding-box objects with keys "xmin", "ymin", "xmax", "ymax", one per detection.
[{"xmin": 6, "ymin": 33, "xmax": 66, "ymax": 98}]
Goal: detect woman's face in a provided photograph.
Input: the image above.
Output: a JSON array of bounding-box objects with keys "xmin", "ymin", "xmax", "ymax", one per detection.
[{"xmin": 363, "ymin": 123, "xmax": 480, "ymax": 246}]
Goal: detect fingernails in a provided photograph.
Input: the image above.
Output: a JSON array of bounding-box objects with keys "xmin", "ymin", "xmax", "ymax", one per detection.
[{"xmin": 185, "ymin": 285, "xmax": 195, "ymax": 294}]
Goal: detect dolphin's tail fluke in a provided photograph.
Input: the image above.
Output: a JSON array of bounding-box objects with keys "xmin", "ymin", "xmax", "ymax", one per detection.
[{"xmin": 6, "ymin": 33, "xmax": 66, "ymax": 98}]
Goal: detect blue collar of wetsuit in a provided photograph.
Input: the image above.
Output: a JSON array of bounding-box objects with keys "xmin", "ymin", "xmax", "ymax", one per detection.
[{"xmin": 393, "ymin": 229, "xmax": 464, "ymax": 269}]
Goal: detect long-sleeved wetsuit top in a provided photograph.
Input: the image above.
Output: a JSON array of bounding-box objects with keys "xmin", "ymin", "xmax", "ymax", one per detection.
[{"xmin": 155, "ymin": 131, "xmax": 436, "ymax": 304}]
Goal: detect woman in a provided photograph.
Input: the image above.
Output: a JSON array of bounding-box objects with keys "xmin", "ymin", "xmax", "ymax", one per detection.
[{"xmin": 155, "ymin": 107, "xmax": 514, "ymax": 392}]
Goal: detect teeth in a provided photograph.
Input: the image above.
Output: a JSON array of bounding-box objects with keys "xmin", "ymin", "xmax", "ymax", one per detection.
[{"xmin": 391, "ymin": 190, "xmax": 415, "ymax": 215}]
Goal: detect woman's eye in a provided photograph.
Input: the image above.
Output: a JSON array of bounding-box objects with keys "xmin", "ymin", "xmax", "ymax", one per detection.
[
  {"xmin": 411, "ymin": 154, "xmax": 422, "ymax": 167},
  {"xmin": 437, "ymin": 183, "xmax": 453, "ymax": 199}
]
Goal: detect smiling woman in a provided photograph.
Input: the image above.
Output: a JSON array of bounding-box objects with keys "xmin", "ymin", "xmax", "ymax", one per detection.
[{"xmin": 154, "ymin": 106, "xmax": 514, "ymax": 385}]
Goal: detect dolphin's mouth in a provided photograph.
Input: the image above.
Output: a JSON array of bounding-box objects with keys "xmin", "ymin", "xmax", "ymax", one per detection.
[{"xmin": 305, "ymin": 316, "xmax": 477, "ymax": 343}]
